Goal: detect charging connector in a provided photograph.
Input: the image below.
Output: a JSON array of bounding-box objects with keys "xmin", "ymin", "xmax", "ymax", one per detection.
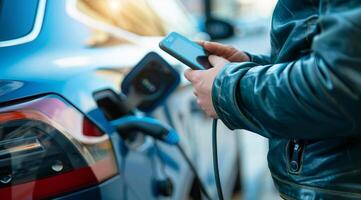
[{"xmin": 111, "ymin": 116, "xmax": 179, "ymax": 145}]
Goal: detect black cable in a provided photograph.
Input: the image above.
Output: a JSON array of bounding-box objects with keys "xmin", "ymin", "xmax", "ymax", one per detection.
[
  {"xmin": 212, "ymin": 119, "xmax": 224, "ymax": 200},
  {"xmin": 176, "ymin": 143, "xmax": 211, "ymax": 200}
]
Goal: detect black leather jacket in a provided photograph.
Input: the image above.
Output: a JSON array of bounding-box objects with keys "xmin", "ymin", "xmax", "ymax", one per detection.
[{"xmin": 212, "ymin": 1, "xmax": 361, "ymax": 199}]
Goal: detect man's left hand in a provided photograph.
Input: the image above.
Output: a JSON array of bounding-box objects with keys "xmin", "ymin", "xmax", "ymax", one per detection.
[{"xmin": 184, "ymin": 55, "xmax": 230, "ymax": 118}]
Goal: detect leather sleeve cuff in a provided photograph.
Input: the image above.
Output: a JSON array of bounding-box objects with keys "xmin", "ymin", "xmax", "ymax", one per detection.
[{"xmin": 212, "ymin": 62, "xmax": 261, "ymax": 132}]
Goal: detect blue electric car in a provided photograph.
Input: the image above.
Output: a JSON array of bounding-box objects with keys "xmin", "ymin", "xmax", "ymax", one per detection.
[{"xmin": 0, "ymin": 0, "xmax": 240, "ymax": 199}]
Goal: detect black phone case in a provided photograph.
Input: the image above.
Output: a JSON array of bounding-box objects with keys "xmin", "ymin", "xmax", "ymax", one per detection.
[{"xmin": 159, "ymin": 40, "xmax": 206, "ymax": 70}]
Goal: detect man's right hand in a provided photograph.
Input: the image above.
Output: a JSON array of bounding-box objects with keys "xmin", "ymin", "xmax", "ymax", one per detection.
[{"xmin": 197, "ymin": 41, "xmax": 250, "ymax": 62}]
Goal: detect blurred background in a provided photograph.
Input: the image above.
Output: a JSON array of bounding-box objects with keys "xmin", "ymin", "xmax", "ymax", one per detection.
[
  {"xmin": 72, "ymin": 0, "xmax": 278, "ymax": 199},
  {"xmin": 1, "ymin": 0, "xmax": 280, "ymax": 199},
  {"xmin": 73, "ymin": 0, "xmax": 278, "ymax": 200}
]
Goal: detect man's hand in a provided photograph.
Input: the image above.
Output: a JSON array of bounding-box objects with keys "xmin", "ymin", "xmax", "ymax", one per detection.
[
  {"xmin": 198, "ymin": 41, "xmax": 250, "ymax": 62},
  {"xmin": 184, "ymin": 55, "xmax": 230, "ymax": 118}
]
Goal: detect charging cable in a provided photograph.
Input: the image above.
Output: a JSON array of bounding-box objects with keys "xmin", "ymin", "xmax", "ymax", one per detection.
[
  {"xmin": 176, "ymin": 143, "xmax": 211, "ymax": 200},
  {"xmin": 212, "ymin": 119, "xmax": 224, "ymax": 200}
]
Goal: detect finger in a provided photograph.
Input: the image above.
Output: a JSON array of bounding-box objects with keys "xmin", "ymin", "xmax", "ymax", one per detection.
[
  {"xmin": 184, "ymin": 69, "xmax": 193, "ymax": 82},
  {"xmin": 195, "ymin": 40, "xmax": 206, "ymax": 47},
  {"xmin": 195, "ymin": 41, "xmax": 225, "ymax": 53},
  {"xmin": 203, "ymin": 41, "xmax": 233, "ymax": 56},
  {"xmin": 196, "ymin": 99, "xmax": 201, "ymax": 106},
  {"xmin": 184, "ymin": 69, "xmax": 202, "ymax": 83},
  {"xmin": 203, "ymin": 108, "xmax": 216, "ymax": 118},
  {"xmin": 208, "ymin": 112, "xmax": 217, "ymax": 118},
  {"xmin": 208, "ymin": 55, "xmax": 230, "ymax": 68}
]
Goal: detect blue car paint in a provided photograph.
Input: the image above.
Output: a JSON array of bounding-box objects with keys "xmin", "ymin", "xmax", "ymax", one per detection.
[{"xmin": 0, "ymin": 1, "xmax": 188, "ymax": 199}]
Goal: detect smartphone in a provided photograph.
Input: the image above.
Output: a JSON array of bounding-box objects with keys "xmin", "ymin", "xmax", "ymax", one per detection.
[{"xmin": 159, "ymin": 32, "xmax": 211, "ymax": 70}]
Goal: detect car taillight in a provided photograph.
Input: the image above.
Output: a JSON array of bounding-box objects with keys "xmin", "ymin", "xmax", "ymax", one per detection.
[{"xmin": 0, "ymin": 95, "xmax": 118, "ymax": 199}]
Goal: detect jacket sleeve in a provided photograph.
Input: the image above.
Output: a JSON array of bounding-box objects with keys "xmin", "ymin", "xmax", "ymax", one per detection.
[{"xmin": 212, "ymin": 7, "xmax": 361, "ymax": 139}]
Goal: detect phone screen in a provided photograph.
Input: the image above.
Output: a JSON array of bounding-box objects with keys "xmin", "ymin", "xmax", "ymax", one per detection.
[{"xmin": 160, "ymin": 32, "xmax": 211, "ymax": 70}]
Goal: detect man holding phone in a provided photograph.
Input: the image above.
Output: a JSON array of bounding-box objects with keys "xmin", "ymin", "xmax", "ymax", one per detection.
[{"xmin": 184, "ymin": 1, "xmax": 361, "ymax": 199}]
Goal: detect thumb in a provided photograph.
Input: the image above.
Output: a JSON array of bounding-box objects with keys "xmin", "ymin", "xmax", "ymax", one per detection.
[
  {"xmin": 208, "ymin": 55, "xmax": 230, "ymax": 68},
  {"xmin": 184, "ymin": 69, "xmax": 201, "ymax": 83}
]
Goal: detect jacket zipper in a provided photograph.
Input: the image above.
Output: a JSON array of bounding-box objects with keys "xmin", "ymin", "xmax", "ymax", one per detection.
[{"xmin": 288, "ymin": 139, "xmax": 304, "ymax": 173}]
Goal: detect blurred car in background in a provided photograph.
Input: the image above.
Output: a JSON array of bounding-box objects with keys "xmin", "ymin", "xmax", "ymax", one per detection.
[{"xmin": 0, "ymin": 0, "xmax": 240, "ymax": 199}]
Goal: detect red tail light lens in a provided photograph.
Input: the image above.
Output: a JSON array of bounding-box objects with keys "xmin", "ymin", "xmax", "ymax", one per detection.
[{"xmin": 0, "ymin": 95, "xmax": 118, "ymax": 199}]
